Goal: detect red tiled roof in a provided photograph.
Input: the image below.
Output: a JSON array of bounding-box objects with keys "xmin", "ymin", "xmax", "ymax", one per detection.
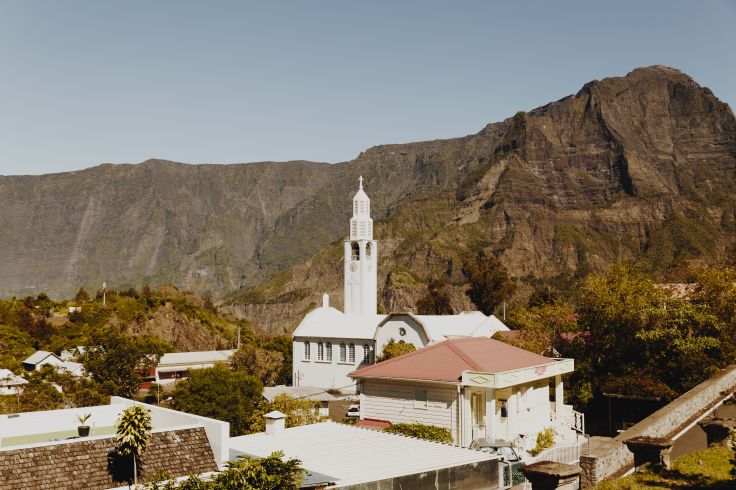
[
  {"xmin": 350, "ymin": 337, "xmax": 554, "ymax": 383},
  {"xmin": 354, "ymin": 418, "xmax": 392, "ymax": 430}
]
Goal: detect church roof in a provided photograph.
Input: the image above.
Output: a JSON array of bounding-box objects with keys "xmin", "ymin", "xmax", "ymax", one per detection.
[
  {"xmin": 349, "ymin": 337, "xmax": 556, "ymax": 383},
  {"xmin": 291, "ymin": 306, "xmax": 386, "ymax": 340},
  {"xmin": 410, "ymin": 312, "xmax": 509, "ymax": 340}
]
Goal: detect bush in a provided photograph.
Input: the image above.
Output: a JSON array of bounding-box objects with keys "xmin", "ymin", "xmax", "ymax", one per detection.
[
  {"xmin": 384, "ymin": 423, "xmax": 453, "ymax": 444},
  {"xmin": 529, "ymin": 427, "xmax": 556, "ymax": 456}
]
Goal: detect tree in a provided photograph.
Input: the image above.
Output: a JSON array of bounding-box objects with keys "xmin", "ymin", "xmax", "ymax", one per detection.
[
  {"xmin": 84, "ymin": 328, "xmax": 170, "ymax": 397},
  {"xmin": 262, "ymin": 335, "xmax": 293, "ymax": 386},
  {"xmin": 231, "ymin": 344, "xmax": 284, "ymax": 386},
  {"xmin": 115, "ymin": 405, "xmax": 152, "ymax": 488},
  {"xmin": 172, "ymin": 364, "xmax": 263, "ymax": 436},
  {"xmin": 416, "ymin": 279, "xmax": 453, "ymax": 315},
  {"xmin": 375, "ymin": 339, "xmax": 416, "ymax": 362},
  {"xmin": 384, "ymin": 423, "xmax": 453, "ymax": 443},
  {"xmin": 462, "ymin": 252, "xmax": 516, "ymax": 316},
  {"xmin": 249, "ymin": 394, "xmax": 322, "ymax": 433},
  {"xmin": 74, "ymin": 286, "xmax": 90, "ymax": 303}
]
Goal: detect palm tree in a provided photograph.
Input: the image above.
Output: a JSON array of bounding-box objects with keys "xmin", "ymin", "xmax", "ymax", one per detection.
[{"xmin": 115, "ymin": 405, "xmax": 152, "ymax": 487}]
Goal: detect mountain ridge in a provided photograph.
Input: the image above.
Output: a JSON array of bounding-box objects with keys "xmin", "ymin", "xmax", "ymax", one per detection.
[{"xmin": 1, "ymin": 66, "xmax": 735, "ymax": 338}]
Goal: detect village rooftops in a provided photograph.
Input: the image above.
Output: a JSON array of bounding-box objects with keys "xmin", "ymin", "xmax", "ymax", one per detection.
[
  {"xmin": 229, "ymin": 421, "xmax": 497, "ymax": 488},
  {"xmin": 350, "ymin": 337, "xmax": 574, "ymax": 388},
  {"xmin": 22, "ymin": 350, "xmax": 61, "ymax": 366}
]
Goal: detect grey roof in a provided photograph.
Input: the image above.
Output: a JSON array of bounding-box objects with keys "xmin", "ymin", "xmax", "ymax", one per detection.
[
  {"xmin": 23, "ymin": 350, "xmax": 60, "ymax": 365},
  {"xmin": 229, "ymin": 421, "xmax": 495, "ymax": 487},
  {"xmin": 262, "ymin": 386, "xmax": 338, "ymax": 403}
]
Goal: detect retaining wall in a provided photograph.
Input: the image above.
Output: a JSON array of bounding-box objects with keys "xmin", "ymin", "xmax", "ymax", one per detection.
[{"xmin": 580, "ymin": 365, "xmax": 736, "ymax": 487}]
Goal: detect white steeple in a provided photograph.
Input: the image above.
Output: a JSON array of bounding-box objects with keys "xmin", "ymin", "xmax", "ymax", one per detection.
[
  {"xmin": 344, "ymin": 176, "xmax": 378, "ymax": 315},
  {"xmin": 350, "ymin": 176, "xmax": 373, "ymax": 240}
]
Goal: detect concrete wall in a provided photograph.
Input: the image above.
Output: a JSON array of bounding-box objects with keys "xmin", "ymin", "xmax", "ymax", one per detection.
[
  {"xmin": 339, "ymin": 459, "xmax": 499, "ymax": 490},
  {"xmin": 374, "ymin": 315, "xmax": 429, "ymax": 354},
  {"xmin": 293, "ymin": 336, "xmax": 372, "ymax": 392},
  {"xmin": 580, "ymin": 365, "xmax": 736, "ymax": 487}
]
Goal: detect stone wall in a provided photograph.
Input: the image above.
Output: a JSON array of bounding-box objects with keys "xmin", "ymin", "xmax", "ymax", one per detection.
[{"xmin": 580, "ymin": 365, "xmax": 736, "ymax": 487}]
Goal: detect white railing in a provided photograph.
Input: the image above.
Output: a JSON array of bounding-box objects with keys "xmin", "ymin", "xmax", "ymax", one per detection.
[
  {"xmin": 572, "ymin": 409, "xmax": 585, "ymax": 434},
  {"xmin": 550, "ymin": 405, "xmax": 585, "ymax": 434}
]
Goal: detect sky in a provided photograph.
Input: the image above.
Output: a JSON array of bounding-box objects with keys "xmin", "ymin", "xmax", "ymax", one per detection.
[{"xmin": 1, "ymin": 1, "xmax": 735, "ymax": 176}]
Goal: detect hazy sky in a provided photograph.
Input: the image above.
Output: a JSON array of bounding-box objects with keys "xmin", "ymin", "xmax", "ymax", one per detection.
[{"xmin": 1, "ymin": 1, "xmax": 734, "ymax": 175}]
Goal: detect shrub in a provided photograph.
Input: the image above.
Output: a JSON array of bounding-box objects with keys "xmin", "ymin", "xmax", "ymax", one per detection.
[
  {"xmin": 384, "ymin": 423, "xmax": 453, "ymax": 444},
  {"xmin": 529, "ymin": 427, "xmax": 556, "ymax": 456}
]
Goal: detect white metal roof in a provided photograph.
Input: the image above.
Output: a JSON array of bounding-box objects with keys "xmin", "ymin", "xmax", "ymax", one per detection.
[
  {"xmin": 228, "ymin": 421, "xmax": 495, "ymax": 487},
  {"xmin": 262, "ymin": 386, "xmax": 338, "ymax": 403},
  {"xmin": 23, "ymin": 351, "xmax": 60, "ymax": 365},
  {"xmin": 0, "ymin": 369, "xmax": 27, "ymax": 386},
  {"xmin": 412, "ymin": 312, "xmax": 510, "ymax": 340},
  {"xmin": 291, "ymin": 307, "xmax": 385, "ymax": 340},
  {"xmin": 158, "ymin": 350, "xmax": 236, "ymax": 367},
  {"xmin": 59, "ymin": 361, "xmax": 84, "ymax": 374}
]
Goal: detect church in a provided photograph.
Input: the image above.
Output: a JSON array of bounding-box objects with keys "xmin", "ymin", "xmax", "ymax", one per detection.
[{"xmin": 291, "ymin": 178, "xmax": 510, "ymax": 392}]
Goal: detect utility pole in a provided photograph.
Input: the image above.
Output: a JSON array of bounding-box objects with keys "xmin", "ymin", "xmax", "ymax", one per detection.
[
  {"xmin": 237, "ymin": 325, "xmax": 241, "ymax": 350},
  {"xmin": 102, "ymin": 282, "xmax": 107, "ymax": 306},
  {"xmin": 503, "ymin": 301, "xmax": 506, "ymax": 321}
]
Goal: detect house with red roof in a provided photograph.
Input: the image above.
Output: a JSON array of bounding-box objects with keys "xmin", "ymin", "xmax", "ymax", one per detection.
[{"xmin": 349, "ymin": 337, "xmax": 582, "ymax": 451}]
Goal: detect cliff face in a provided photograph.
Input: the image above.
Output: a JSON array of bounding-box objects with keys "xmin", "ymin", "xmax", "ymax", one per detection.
[
  {"xmin": 225, "ymin": 66, "xmax": 736, "ymax": 333},
  {"xmin": 2, "ymin": 66, "xmax": 735, "ymax": 337}
]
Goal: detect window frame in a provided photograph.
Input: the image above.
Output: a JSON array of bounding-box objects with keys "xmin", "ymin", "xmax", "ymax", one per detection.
[
  {"xmin": 326, "ymin": 342, "xmax": 332, "ymax": 362},
  {"xmin": 317, "ymin": 341, "xmax": 324, "ymax": 361},
  {"xmin": 339, "ymin": 343, "xmax": 347, "ymax": 363},
  {"xmin": 362, "ymin": 344, "xmax": 370, "ymax": 364},
  {"xmin": 348, "ymin": 343, "xmax": 355, "ymax": 363},
  {"xmin": 304, "ymin": 341, "xmax": 311, "ymax": 361}
]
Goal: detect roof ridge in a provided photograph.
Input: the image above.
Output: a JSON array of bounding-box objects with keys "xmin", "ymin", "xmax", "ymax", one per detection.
[{"xmin": 444, "ymin": 339, "xmax": 484, "ymax": 371}]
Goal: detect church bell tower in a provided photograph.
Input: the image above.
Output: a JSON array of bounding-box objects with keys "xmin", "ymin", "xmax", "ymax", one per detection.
[{"xmin": 344, "ymin": 176, "xmax": 377, "ymax": 315}]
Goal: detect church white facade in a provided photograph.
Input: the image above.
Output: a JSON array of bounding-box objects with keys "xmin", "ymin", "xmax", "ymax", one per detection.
[{"xmin": 291, "ymin": 178, "xmax": 510, "ymax": 392}]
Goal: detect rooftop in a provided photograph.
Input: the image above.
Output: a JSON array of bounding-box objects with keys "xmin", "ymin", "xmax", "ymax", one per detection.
[
  {"xmin": 350, "ymin": 337, "xmax": 561, "ymax": 383},
  {"xmin": 262, "ymin": 385, "xmax": 339, "ymax": 403},
  {"xmin": 158, "ymin": 349, "xmax": 236, "ymax": 367},
  {"xmin": 229, "ymin": 421, "xmax": 495, "ymax": 487},
  {"xmin": 22, "ymin": 350, "xmax": 59, "ymax": 365}
]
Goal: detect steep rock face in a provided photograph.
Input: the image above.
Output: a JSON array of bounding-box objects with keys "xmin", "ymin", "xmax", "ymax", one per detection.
[
  {"xmin": 223, "ymin": 66, "xmax": 736, "ymax": 333},
  {"xmin": 2, "ymin": 66, "xmax": 735, "ymax": 338}
]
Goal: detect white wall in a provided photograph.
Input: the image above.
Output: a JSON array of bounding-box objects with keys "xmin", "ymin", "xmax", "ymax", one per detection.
[
  {"xmin": 505, "ymin": 380, "xmax": 553, "ymax": 450},
  {"xmin": 374, "ymin": 315, "xmax": 428, "ymax": 354},
  {"xmin": 292, "ymin": 337, "xmax": 373, "ymax": 392},
  {"xmin": 361, "ymin": 379, "xmax": 458, "ymax": 441}
]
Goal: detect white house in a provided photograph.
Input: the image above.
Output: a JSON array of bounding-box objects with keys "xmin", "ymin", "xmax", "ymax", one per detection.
[
  {"xmin": 349, "ymin": 337, "xmax": 582, "ymax": 449},
  {"xmin": 0, "ymin": 369, "xmax": 28, "ymax": 395},
  {"xmin": 154, "ymin": 349, "xmax": 236, "ymax": 385},
  {"xmin": 22, "ymin": 351, "xmax": 63, "ymax": 371},
  {"xmin": 292, "ymin": 178, "xmax": 510, "ymax": 392},
  {"xmin": 58, "ymin": 361, "xmax": 85, "ymax": 377}
]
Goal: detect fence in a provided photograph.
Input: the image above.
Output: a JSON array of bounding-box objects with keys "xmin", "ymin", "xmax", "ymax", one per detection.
[{"xmin": 499, "ymin": 460, "xmax": 527, "ymax": 489}]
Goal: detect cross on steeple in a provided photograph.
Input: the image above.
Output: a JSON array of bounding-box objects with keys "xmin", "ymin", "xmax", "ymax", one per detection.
[{"xmin": 359, "ymin": 175, "xmax": 364, "ymax": 189}]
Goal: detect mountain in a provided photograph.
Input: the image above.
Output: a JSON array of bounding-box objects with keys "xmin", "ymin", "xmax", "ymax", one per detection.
[{"xmin": 1, "ymin": 66, "xmax": 735, "ymax": 335}]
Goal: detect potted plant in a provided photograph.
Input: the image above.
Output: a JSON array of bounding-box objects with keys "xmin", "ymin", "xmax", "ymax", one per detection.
[{"xmin": 76, "ymin": 413, "xmax": 92, "ymax": 437}]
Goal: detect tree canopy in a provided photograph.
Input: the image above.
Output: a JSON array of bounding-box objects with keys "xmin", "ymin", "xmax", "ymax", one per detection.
[
  {"xmin": 462, "ymin": 252, "xmax": 516, "ymax": 316},
  {"xmin": 376, "ymin": 339, "xmax": 416, "ymax": 362}
]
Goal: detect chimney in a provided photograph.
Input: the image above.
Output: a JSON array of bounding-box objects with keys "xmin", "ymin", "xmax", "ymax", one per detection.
[
  {"xmin": 322, "ymin": 293, "xmax": 329, "ymax": 308},
  {"xmin": 264, "ymin": 410, "xmax": 286, "ymax": 436}
]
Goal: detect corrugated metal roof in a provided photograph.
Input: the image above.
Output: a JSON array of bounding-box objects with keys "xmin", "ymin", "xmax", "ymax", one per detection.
[
  {"xmin": 350, "ymin": 337, "xmax": 555, "ymax": 383},
  {"xmin": 158, "ymin": 350, "xmax": 235, "ymax": 367},
  {"xmin": 262, "ymin": 386, "xmax": 338, "ymax": 403},
  {"xmin": 0, "ymin": 369, "xmax": 27, "ymax": 386},
  {"xmin": 228, "ymin": 421, "xmax": 495, "ymax": 487},
  {"xmin": 23, "ymin": 351, "xmax": 59, "ymax": 365},
  {"xmin": 291, "ymin": 307, "xmax": 386, "ymax": 339}
]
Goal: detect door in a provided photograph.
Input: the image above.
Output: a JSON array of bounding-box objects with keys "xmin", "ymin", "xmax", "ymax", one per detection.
[{"xmin": 471, "ymin": 391, "xmax": 486, "ymax": 441}]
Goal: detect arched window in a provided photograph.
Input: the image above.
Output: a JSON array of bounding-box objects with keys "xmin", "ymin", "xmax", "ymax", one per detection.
[
  {"xmin": 317, "ymin": 342, "xmax": 324, "ymax": 361},
  {"xmin": 340, "ymin": 343, "xmax": 347, "ymax": 362},
  {"xmin": 363, "ymin": 344, "xmax": 370, "ymax": 363},
  {"xmin": 366, "ymin": 242, "xmax": 372, "ymax": 257},
  {"xmin": 326, "ymin": 342, "xmax": 332, "ymax": 362},
  {"xmin": 351, "ymin": 242, "xmax": 360, "ymax": 260},
  {"xmin": 304, "ymin": 341, "xmax": 311, "ymax": 360},
  {"xmin": 348, "ymin": 343, "xmax": 356, "ymax": 363}
]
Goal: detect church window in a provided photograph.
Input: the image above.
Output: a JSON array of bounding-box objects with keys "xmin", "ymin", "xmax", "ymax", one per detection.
[
  {"xmin": 304, "ymin": 342, "xmax": 311, "ymax": 360},
  {"xmin": 317, "ymin": 342, "xmax": 324, "ymax": 361},
  {"xmin": 340, "ymin": 343, "xmax": 347, "ymax": 362},
  {"xmin": 354, "ymin": 202, "xmax": 358, "ymax": 215},
  {"xmin": 363, "ymin": 344, "xmax": 370, "ymax": 363},
  {"xmin": 326, "ymin": 342, "xmax": 332, "ymax": 362},
  {"xmin": 351, "ymin": 242, "xmax": 360, "ymax": 260},
  {"xmin": 366, "ymin": 242, "xmax": 372, "ymax": 257},
  {"xmin": 398, "ymin": 327, "xmax": 406, "ymax": 337},
  {"xmin": 348, "ymin": 343, "xmax": 355, "ymax": 363}
]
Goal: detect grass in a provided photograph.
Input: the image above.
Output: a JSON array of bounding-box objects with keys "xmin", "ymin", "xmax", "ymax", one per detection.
[{"xmin": 593, "ymin": 446, "xmax": 735, "ymax": 490}]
